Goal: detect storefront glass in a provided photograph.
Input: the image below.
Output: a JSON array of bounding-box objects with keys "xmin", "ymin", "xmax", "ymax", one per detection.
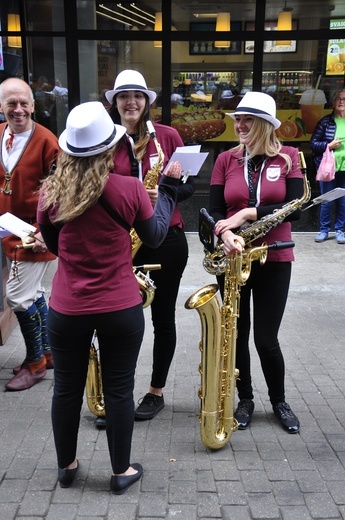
[
  {"xmin": 27, "ymin": 37, "xmax": 68, "ymax": 136},
  {"xmin": 24, "ymin": 0, "xmax": 65, "ymax": 31},
  {"xmin": 1, "ymin": 0, "xmax": 345, "ymax": 232},
  {"xmin": 0, "ymin": 1, "xmax": 23, "ymax": 85},
  {"xmin": 78, "ymin": 39, "xmax": 162, "ymax": 106}
]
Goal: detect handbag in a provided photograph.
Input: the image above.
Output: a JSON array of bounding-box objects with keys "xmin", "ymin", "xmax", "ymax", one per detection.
[{"xmin": 316, "ymin": 147, "xmax": 335, "ymax": 182}]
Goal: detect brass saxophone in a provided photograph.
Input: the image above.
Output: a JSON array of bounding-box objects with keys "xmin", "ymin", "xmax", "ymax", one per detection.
[
  {"xmin": 130, "ymin": 120, "xmax": 165, "ymax": 258},
  {"xmin": 86, "ymin": 122, "xmax": 165, "ymax": 423},
  {"xmin": 185, "ymin": 151, "xmax": 310, "ymax": 450}
]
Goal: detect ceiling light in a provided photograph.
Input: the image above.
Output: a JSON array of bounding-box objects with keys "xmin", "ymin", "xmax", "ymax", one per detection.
[
  {"xmin": 154, "ymin": 12, "xmax": 162, "ymax": 48},
  {"xmin": 99, "ymin": 4, "xmax": 146, "ymax": 26},
  {"xmin": 117, "ymin": 3, "xmax": 154, "ymax": 25},
  {"xmin": 276, "ymin": 1, "xmax": 293, "ymax": 46},
  {"xmin": 214, "ymin": 12, "xmax": 230, "ymax": 48},
  {"xmin": 130, "ymin": 3, "xmax": 155, "ymax": 22},
  {"xmin": 8, "ymin": 13, "xmax": 22, "ymax": 48},
  {"xmin": 193, "ymin": 13, "xmax": 218, "ymax": 19},
  {"xmin": 96, "ymin": 10, "xmax": 133, "ymax": 27}
]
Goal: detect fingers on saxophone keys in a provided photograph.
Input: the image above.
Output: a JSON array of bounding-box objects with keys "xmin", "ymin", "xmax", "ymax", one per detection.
[{"xmin": 234, "ymin": 238, "xmax": 245, "ymax": 250}]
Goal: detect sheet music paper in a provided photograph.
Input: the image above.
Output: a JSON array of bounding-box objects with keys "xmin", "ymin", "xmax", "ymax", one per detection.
[
  {"xmin": 162, "ymin": 146, "xmax": 208, "ymax": 177},
  {"xmin": 302, "ymin": 188, "xmax": 345, "ymax": 211},
  {"xmin": 0, "ymin": 213, "xmax": 36, "ymax": 239}
]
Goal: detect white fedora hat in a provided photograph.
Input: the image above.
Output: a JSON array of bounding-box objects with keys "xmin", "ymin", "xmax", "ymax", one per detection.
[
  {"xmin": 227, "ymin": 91, "xmax": 281, "ymax": 130},
  {"xmin": 105, "ymin": 69, "xmax": 157, "ymax": 105},
  {"xmin": 59, "ymin": 101, "xmax": 127, "ymax": 157}
]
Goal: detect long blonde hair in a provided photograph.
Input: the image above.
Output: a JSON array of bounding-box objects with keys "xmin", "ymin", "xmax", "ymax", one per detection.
[
  {"xmin": 233, "ymin": 116, "xmax": 292, "ymax": 170},
  {"xmin": 40, "ymin": 146, "xmax": 116, "ymax": 223}
]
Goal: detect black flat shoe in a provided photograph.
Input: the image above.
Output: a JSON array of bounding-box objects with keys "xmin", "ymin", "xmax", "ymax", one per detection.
[
  {"xmin": 135, "ymin": 393, "xmax": 164, "ymax": 421},
  {"xmin": 111, "ymin": 463, "xmax": 143, "ymax": 495},
  {"xmin": 58, "ymin": 460, "xmax": 79, "ymax": 488},
  {"xmin": 234, "ymin": 399, "xmax": 255, "ymax": 430}
]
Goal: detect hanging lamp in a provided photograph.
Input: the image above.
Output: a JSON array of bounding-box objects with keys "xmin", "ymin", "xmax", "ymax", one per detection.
[
  {"xmin": 276, "ymin": 1, "xmax": 293, "ymax": 46},
  {"xmin": 154, "ymin": 12, "xmax": 162, "ymax": 47},
  {"xmin": 8, "ymin": 13, "xmax": 22, "ymax": 48},
  {"xmin": 214, "ymin": 12, "xmax": 231, "ymax": 48}
]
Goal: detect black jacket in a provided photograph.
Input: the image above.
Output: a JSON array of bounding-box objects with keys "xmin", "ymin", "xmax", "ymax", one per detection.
[{"xmin": 309, "ymin": 113, "xmax": 336, "ymax": 170}]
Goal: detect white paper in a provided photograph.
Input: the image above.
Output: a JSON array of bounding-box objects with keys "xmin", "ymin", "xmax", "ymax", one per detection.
[
  {"xmin": 0, "ymin": 213, "xmax": 36, "ymax": 239},
  {"xmin": 302, "ymin": 188, "xmax": 345, "ymax": 211},
  {"xmin": 163, "ymin": 151, "xmax": 208, "ymax": 177},
  {"xmin": 175, "ymin": 145, "xmax": 201, "ymax": 153}
]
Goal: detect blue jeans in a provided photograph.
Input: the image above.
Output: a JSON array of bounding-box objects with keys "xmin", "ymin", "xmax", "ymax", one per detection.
[{"xmin": 318, "ymin": 171, "xmax": 345, "ymax": 233}]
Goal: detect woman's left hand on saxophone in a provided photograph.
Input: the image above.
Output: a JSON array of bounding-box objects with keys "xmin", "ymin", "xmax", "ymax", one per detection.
[{"xmin": 219, "ymin": 229, "xmax": 244, "ymax": 255}]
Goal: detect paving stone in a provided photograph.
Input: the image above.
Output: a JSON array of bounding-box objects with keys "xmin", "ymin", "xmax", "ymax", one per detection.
[{"xmin": 0, "ymin": 234, "xmax": 345, "ymax": 519}]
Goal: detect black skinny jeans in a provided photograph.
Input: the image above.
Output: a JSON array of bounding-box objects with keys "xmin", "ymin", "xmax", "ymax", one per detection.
[
  {"xmin": 134, "ymin": 225, "xmax": 188, "ymax": 389},
  {"xmin": 218, "ymin": 261, "xmax": 291, "ymax": 405},
  {"xmin": 48, "ymin": 304, "xmax": 144, "ymax": 474}
]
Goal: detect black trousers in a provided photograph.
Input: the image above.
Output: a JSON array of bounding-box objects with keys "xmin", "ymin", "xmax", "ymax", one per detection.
[
  {"xmin": 48, "ymin": 304, "xmax": 144, "ymax": 474},
  {"xmin": 218, "ymin": 261, "xmax": 291, "ymax": 405},
  {"xmin": 134, "ymin": 225, "xmax": 189, "ymax": 389}
]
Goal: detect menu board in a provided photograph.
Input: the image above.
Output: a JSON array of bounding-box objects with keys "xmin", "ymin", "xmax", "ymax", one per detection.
[{"xmin": 326, "ymin": 19, "xmax": 345, "ymax": 76}]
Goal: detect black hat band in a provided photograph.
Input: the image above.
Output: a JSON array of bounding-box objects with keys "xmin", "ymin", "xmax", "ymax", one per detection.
[
  {"xmin": 66, "ymin": 127, "xmax": 117, "ymax": 153},
  {"xmin": 114, "ymin": 83, "xmax": 147, "ymax": 92},
  {"xmin": 234, "ymin": 106, "xmax": 273, "ymax": 118}
]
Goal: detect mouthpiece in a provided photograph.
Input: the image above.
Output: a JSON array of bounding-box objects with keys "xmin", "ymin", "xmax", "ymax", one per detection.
[
  {"xmin": 146, "ymin": 120, "xmax": 156, "ymax": 137},
  {"xmin": 298, "ymin": 151, "xmax": 307, "ymax": 171},
  {"xmin": 267, "ymin": 241, "xmax": 295, "ymax": 251},
  {"xmin": 135, "ymin": 264, "xmax": 162, "ymax": 272}
]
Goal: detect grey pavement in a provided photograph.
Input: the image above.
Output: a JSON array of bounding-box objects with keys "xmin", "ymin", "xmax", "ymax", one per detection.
[{"xmin": 0, "ymin": 232, "xmax": 345, "ymax": 520}]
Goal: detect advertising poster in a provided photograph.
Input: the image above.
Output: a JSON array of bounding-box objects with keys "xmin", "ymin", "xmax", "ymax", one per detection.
[
  {"xmin": 0, "ymin": 20, "xmax": 3, "ymax": 71},
  {"xmin": 326, "ymin": 19, "xmax": 345, "ymax": 76}
]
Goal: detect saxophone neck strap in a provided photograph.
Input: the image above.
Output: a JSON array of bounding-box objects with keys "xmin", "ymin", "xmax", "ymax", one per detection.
[
  {"xmin": 244, "ymin": 151, "xmax": 266, "ymax": 208},
  {"xmin": 124, "ymin": 135, "xmax": 139, "ymax": 178},
  {"xmin": 98, "ymin": 195, "xmax": 131, "ymax": 232}
]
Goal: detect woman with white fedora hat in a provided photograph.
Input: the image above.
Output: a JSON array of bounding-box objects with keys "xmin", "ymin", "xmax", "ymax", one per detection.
[
  {"xmin": 105, "ymin": 70, "xmax": 195, "ymax": 421},
  {"xmin": 37, "ymin": 101, "xmax": 182, "ymax": 493},
  {"xmin": 209, "ymin": 91, "xmax": 304, "ymax": 434}
]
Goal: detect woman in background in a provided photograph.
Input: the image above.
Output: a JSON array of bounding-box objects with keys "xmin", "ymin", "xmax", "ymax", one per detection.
[
  {"xmin": 105, "ymin": 69, "xmax": 195, "ymax": 420},
  {"xmin": 310, "ymin": 89, "xmax": 345, "ymax": 244}
]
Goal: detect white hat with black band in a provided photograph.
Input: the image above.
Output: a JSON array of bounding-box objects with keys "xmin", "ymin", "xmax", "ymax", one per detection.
[
  {"xmin": 227, "ymin": 91, "xmax": 281, "ymax": 130},
  {"xmin": 105, "ymin": 69, "xmax": 157, "ymax": 105},
  {"xmin": 59, "ymin": 101, "xmax": 127, "ymax": 157}
]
